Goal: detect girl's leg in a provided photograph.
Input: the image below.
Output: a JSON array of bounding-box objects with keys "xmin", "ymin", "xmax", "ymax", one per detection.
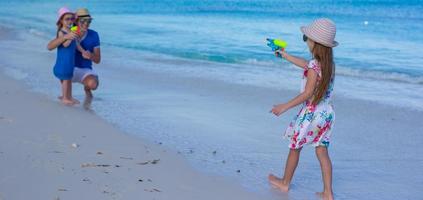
[
  {"xmin": 64, "ymin": 80, "xmax": 80, "ymax": 104},
  {"xmin": 61, "ymin": 80, "xmax": 75, "ymax": 105},
  {"xmin": 269, "ymin": 148, "xmax": 301, "ymax": 192},
  {"xmin": 58, "ymin": 80, "xmax": 64, "ymax": 100},
  {"xmin": 315, "ymin": 146, "xmax": 334, "ymax": 200}
]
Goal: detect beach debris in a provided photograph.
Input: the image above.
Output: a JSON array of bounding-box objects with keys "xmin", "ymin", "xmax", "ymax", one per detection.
[
  {"xmin": 49, "ymin": 150, "xmax": 64, "ymax": 154},
  {"xmin": 120, "ymin": 156, "xmax": 133, "ymax": 160},
  {"xmin": 96, "ymin": 151, "xmax": 103, "ymax": 155},
  {"xmin": 212, "ymin": 150, "xmax": 217, "ymax": 155},
  {"xmin": 81, "ymin": 163, "xmax": 112, "ymax": 168},
  {"xmin": 138, "ymin": 179, "xmax": 143, "ymax": 182},
  {"xmin": 82, "ymin": 178, "xmax": 93, "ymax": 184},
  {"xmin": 58, "ymin": 188, "xmax": 68, "ymax": 192},
  {"xmin": 236, "ymin": 169, "xmax": 241, "ymax": 173},
  {"xmin": 137, "ymin": 161, "xmax": 149, "ymax": 165},
  {"xmin": 222, "ymin": 160, "xmax": 226, "ymax": 164},
  {"xmin": 144, "ymin": 188, "xmax": 161, "ymax": 193},
  {"xmin": 136, "ymin": 159, "xmax": 160, "ymax": 165},
  {"xmin": 71, "ymin": 143, "xmax": 79, "ymax": 148},
  {"xmin": 115, "ymin": 165, "xmax": 121, "ymax": 168},
  {"xmin": 189, "ymin": 149, "xmax": 194, "ymax": 154}
]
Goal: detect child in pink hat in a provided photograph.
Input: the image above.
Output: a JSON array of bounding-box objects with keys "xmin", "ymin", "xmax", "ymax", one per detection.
[
  {"xmin": 269, "ymin": 18, "xmax": 338, "ymax": 200},
  {"xmin": 50, "ymin": 7, "xmax": 80, "ymax": 105}
]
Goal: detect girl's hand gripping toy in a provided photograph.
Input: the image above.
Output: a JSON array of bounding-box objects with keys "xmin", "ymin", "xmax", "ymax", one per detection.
[
  {"xmin": 266, "ymin": 38, "xmax": 288, "ymax": 57},
  {"xmin": 71, "ymin": 25, "xmax": 81, "ymax": 36}
]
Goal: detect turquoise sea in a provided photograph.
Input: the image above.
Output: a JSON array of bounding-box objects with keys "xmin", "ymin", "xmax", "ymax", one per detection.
[{"xmin": 1, "ymin": 0, "xmax": 423, "ymax": 108}]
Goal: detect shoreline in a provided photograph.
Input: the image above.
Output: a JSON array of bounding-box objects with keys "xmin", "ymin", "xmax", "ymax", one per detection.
[{"xmin": 0, "ymin": 71, "xmax": 274, "ymax": 199}]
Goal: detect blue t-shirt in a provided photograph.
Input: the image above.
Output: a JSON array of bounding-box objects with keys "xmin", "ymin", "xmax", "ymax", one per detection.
[{"xmin": 75, "ymin": 29, "xmax": 100, "ymax": 69}]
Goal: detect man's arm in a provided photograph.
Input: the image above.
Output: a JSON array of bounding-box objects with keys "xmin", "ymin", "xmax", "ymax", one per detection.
[
  {"xmin": 82, "ymin": 47, "xmax": 101, "ymax": 64},
  {"xmin": 92, "ymin": 47, "xmax": 101, "ymax": 64}
]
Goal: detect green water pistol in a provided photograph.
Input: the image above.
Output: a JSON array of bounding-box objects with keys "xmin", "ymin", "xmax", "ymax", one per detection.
[{"xmin": 266, "ymin": 38, "xmax": 288, "ymax": 57}]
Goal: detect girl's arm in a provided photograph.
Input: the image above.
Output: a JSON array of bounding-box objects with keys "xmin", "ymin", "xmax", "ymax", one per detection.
[
  {"xmin": 47, "ymin": 32, "xmax": 77, "ymax": 50},
  {"xmin": 278, "ymin": 50, "xmax": 308, "ymax": 69},
  {"xmin": 62, "ymin": 36, "xmax": 73, "ymax": 47},
  {"xmin": 57, "ymin": 31, "xmax": 73, "ymax": 48},
  {"xmin": 47, "ymin": 36, "xmax": 66, "ymax": 51},
  {"xmin": 271, "ymin": 69, "xmax": 318, "ymax": 116}
]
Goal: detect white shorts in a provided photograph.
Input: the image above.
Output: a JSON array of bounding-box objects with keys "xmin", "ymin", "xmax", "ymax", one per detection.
[{"xmin": 72, "ymin": 67, "xmax": 98, "ymax": 83}]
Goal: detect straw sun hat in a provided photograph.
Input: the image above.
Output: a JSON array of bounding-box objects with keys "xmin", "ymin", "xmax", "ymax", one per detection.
[
  {"xmin": 300, "ymin": 18, "xmax": 338, "ymax": 47},
  {"xmin": 75, "ymin": 8, "xmax": 92, "ymax": 19}
]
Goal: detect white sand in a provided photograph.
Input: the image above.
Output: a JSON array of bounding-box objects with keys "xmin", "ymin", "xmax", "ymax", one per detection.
[{"xmin": 0, "ymin": 72, "xmax": 277, "ymax": 200}]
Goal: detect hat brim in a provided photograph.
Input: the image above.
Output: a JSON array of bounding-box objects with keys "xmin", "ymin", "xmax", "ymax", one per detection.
[
  {"xmin": 77, "ymin": 14, "xmax": 92, "ymax": 19},
  {"xmin": 57, "ymin": 12, "xmax": 75, "ymax": 23},
  {"xmin": 300, "ymin": 26, "xmax": 338, "ymax": 48}
]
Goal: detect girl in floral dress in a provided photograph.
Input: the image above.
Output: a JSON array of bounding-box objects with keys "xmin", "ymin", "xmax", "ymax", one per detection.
[{"xmin": 268, "ymin": 18, "xmax": 338, "ymax": 200}]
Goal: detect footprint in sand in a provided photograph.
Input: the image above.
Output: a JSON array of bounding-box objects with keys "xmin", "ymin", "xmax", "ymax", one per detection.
[{"xmin": 0, "ymin": 116, "xmax": 13, "ymax": 123}]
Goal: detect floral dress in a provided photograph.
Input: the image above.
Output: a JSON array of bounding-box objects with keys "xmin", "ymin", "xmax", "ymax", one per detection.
[{"xmin": 284, "ymin": 59, "xmax": 335, "ymax": 149}]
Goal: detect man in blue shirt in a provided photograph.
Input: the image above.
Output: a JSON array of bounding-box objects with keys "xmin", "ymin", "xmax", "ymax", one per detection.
[
  {"xmin": 72, "ymin": 8, "xmax": 101, "ymax": 99},
  {"xmin": 47, "ymin": 8, "xmax": 101, "ymax": 102}
]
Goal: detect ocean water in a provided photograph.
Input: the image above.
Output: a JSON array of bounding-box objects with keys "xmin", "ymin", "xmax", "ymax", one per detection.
[
  {"xmin": 0, "ymin": 0, "xmax": 422, "ymax": 109},
  {"xmin": 1, "ymin": 0, "xmax": 423, "ymax": 199}
]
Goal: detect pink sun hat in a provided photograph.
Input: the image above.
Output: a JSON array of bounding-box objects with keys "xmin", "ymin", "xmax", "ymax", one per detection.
[
  {"xmin": 300, "ymin": 18, "xmax": 338, "ymax": 48},
  {"xmin": 57, "ymin": 7, "xmax": 74, "ymax": 22}
]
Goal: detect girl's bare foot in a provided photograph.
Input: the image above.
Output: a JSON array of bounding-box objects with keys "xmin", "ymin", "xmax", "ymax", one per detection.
[
  {"xmin": 59, "ymin": 96, "xmax": 79, "ymax": 104},
  {"xmin": 71, "ymin": 98, "xmax": 80, "ymax": 104},
  {"xmin": 268, "ymin": 174, "xmax": 289, "ymax": 192},
  {"xmin": 316, "ymin": 191, "xmax": 334, "ymax": 200},
  {"xmin": 61, "ymin": 98, "xmax": 76, "ymax": 106}
]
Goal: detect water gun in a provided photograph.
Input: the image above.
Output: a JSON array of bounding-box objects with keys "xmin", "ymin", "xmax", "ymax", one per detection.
[
  {"xmin": 266, "ymin": 38, "xmax": 288, "ymax": 57},
  {"xmin": 71, "ymin": 25, "xmax": 81, "ymax": 36}
]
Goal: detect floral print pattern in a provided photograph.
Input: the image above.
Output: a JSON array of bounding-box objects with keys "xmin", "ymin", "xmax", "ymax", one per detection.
[{"xmin": 284, "ymin": 60, "xmax": 335, "ymax": 149}]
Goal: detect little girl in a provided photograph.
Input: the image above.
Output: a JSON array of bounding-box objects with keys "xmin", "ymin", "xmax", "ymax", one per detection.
[
  {"xmin": 268, "ymin": 18, "xmax": 338, "ymax": 200},
  {"xmin": 52, "ymin": 7, "xmax": 79, "ymax": 105}
]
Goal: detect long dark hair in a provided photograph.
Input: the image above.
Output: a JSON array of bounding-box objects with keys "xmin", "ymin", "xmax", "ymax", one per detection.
[{"xmin": 311, "ymin": 42, "xmax": 334, "ymax": 105}]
